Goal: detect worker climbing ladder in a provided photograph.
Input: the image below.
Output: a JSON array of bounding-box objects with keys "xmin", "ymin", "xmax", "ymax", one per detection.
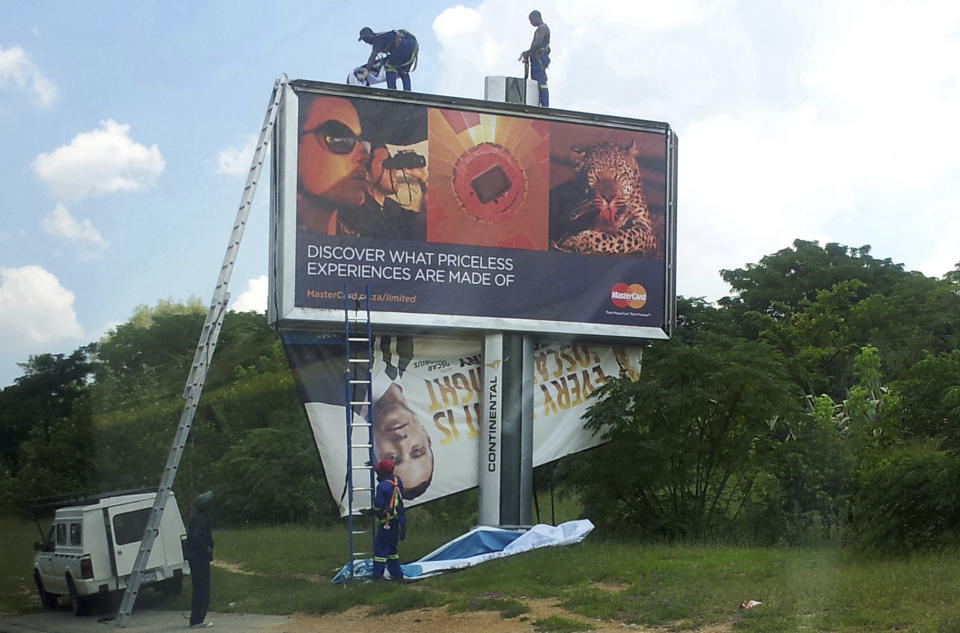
[
  {"xmin": 343, "ymin": 286, "xmax": 377, "ymax": 580},
  {"xmin": 114, "ymin": 76, "xmax": 286, "ymax": 627}
]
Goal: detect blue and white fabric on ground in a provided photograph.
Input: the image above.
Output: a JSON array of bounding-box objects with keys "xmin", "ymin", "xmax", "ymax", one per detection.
[{"xmin": 331, "ymin": 519, "xmax": 594, "ymax": 583}]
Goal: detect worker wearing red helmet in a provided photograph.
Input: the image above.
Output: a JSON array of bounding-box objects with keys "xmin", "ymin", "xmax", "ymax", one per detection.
[{"xmin": 371, "ymin": 458, "xmax": 406, "ymax": 581}]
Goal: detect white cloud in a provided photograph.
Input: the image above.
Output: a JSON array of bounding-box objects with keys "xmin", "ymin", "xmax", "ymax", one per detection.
[
  {"xmin": 217, "ymin": 134, "xmax": 259, "ymax": 176},
  {"xmin": 0, "ymin": 265, "xmax": 85, "ymax": 350},
  {"xmin": 918, "ymin": 216, "xmax": 960, "ymax": 281},
  {"xmin": 433, "ymin": 4, "xmax": 515, "ymax": 98},
  {"xmin": 435, "ymin": 0, "xmax": 960, "ymax": 298},
  {"xmin": 0, "ymin": 45, "xmax": 57, "ymax": 107},
  {"xmin": 33, "ymin": 120, "xmax": 165, "ymax": 199},
  {"xmin": 42, "ymin": 204, "xmax": 109, "ymax": 260},
  {"xmin": 230, "ymin": 275, "xmax": 267, "ymax": 313}
]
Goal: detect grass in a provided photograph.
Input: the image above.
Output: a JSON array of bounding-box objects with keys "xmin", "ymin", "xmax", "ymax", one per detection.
[
  {"xmin": 533, "ymin": 615, "xmax": 594, "ymax": 633},
  {"xmin": 6, "ymin": 516, "xmax": 960, "ymax": 632},
  {"xmin": 0, "ymin": 517, "xmax": 45, "ymax": 614},
  {"xmin": 447, "ymin": 593, "xmax": 530, "ymax": 618}
]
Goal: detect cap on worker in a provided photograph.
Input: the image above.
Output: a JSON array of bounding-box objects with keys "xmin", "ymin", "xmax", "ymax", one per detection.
[
  {"xmin": 195, "ymin": 490, "xmax": 214, "ymax": 509},
  {"xmin": 359, "ymin": 27, "xmax": 374, "ymax": 42},
  {"xmin": 374, "ymin": 459, "xmax": 394, "ymax": 476}
]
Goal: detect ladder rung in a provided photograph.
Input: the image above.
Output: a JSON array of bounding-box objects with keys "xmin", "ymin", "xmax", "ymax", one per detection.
[{"xmin": 344, "ymin": 285, "xmax": 375, "ymax": 582}]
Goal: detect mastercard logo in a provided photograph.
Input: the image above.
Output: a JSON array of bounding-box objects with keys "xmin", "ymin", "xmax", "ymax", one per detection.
[{"xmin": 611, "ymin": 283, "xmax": 647, "ymax": 309}]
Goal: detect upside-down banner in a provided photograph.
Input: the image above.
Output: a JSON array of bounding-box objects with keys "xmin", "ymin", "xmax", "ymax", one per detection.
[{"xmin": 282, "ymin": 333, "xmax": 643, "ymax": 513}]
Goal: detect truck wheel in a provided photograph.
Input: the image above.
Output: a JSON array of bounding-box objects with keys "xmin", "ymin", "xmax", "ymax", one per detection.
[
  {"xmin": 67, "ymin": 577, "xmax": 89, "ymax": 616},
  {"xmin": 33, "ymin": 571, "xmax": 57, "ymax": 609}
]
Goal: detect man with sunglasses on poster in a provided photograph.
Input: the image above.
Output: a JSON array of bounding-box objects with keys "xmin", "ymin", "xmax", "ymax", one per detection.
[
  {"xmin": 297, "ymin": 96, "xmax": 372, "ymax": 236},
  {"xmin": 298, "ymin": 95, "xmax": 426, "ymax": 240},
  {"xmin": 357, "ymin": 27, "xmax": 419, "ymax": 91}
]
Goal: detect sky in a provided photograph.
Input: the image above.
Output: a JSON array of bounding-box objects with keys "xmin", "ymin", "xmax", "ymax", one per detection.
[{"xmin": 1, "ymin": 0, "xmax": 959, "ymax": 388}]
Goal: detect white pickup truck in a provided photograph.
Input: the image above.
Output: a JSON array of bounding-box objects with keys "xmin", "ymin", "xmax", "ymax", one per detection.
[{"xmin": 32, "ymin": 491, "xmax": 190, "ymax": 615}]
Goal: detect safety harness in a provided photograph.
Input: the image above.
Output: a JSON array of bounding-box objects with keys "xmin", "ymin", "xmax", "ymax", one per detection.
[
  {"xmin": 380, "ymin": 475, "xmax": 403, "ymax": 528},
  {"xmin": 386, "ymin": 30, "xmax": 419, "ymax": 74}
]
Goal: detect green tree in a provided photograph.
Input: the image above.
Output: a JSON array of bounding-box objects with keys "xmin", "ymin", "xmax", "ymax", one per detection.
[
  {"xmin": 725, "ymin": 242, "xmax": 960, "ymax": 398},
  {"xmin": 750, "ymin": 280, "xmax": 867, "ymax": 397},
  {"xmin": 90, "ymin": 299, "xmax": 206, "ymax": 405},
  {"xmin": 570, "ymin": 299, "xmax": 804, "ymax": 540},
  {"xmin": 887, "ymin": 350, "xmax": 960, "ymax": 450},
  {"xmin": 10, "ymin": 399, "xmax": 96, "ymax": 511},
  {"xmin": 211, "ymin": 416, "xmax": 337, "ymax": 526},
  {"xmin": 944, "ymin": 261, "xmax": 960, "ymax": 285},
  {"xmin": 848, "ymin": 273, "xmax": 960, "ymax": 379},
  {"xmin": 0, "ymin": 349, "xmax": 92, "ymax": 476},
  {"xmin": 720, "ymin": 240, "xmax": 909, "ymax": 322},
  {"xmin": 851, "ymin": 441, "xmax": 960, "ymax": 551}
]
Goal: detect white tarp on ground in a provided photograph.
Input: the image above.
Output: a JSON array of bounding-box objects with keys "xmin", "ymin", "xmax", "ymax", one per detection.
[{"xmin": 332, "ymin": 519, "xmax": 594, "ymax": 583}]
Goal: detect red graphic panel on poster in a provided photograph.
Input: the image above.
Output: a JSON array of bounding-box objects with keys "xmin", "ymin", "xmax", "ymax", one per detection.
[{"xmin": 426, "ymin": 108, "xmax": 550, "ymax": 250}]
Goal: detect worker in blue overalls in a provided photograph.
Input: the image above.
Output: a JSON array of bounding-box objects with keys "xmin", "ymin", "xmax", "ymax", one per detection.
[
  {"xmin": 520, "ymin": 10, "xmax": 550, "ymax": 106},
  {"xmin": 371, "ymin": 459, "xmax": 406, "ymax": 581},
  {"xmin": 358, "ymin": 27, "xmax": 419, "ymax": 91}
]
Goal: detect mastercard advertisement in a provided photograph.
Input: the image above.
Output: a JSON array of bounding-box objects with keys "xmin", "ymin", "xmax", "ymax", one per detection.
[{"xmin": 271, "ymin": 81, "xmax": 678, "ymax": 342}]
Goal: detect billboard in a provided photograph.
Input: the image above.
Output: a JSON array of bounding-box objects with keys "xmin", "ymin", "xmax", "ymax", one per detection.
[
  {"xmin": 281, "ymin": 333, "xmax": 645, "ymax": 513},
  {"xmin": 269, "ymin": 80, "xmax": 677, "ymax": 341}
]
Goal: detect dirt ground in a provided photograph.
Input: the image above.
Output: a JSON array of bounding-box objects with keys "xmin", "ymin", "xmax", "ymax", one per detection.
[
  {"xmin": 272, "ymin": 600, "xmax": 737, "ymax": 633},
  {"xmin": 206, "ymin": 561, "xmax": 740, "ymax": 633}
]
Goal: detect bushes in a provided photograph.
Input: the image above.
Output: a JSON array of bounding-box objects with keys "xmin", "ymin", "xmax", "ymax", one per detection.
[
  {"xmin": 850, "ymin": 442, "xmax": 960, "ymax": 552},
  {"xmin": 212, "ymin": 418, "xmax": 339, "ymax": 526}
]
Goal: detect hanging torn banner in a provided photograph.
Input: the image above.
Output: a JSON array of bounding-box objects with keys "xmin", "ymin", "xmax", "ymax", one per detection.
[{"xmin": 281, "ymin": 332, "xmax": 643, "ymax": 514}]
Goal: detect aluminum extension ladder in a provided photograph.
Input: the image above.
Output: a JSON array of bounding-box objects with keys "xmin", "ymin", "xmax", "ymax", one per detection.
[
  {"xmin": 114, "ymin": 75, "xmax": 285, "ymax": 627},
  {"xmin": 343, "ymin": 285, "xmax": 377, "ymax": 580}
]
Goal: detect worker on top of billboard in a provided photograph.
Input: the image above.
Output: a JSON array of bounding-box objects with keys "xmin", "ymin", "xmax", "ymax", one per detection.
[
  {"xmin": 373, "ymin": 382, "xmax": 434, "ymax": 500},
  {"xmin": 520, "ymin": 10, "xmax": 550, "ymax": 107},
  {"xmin": 358, "ymin": 27, "xmax": 419, "ymax": 91},
  {"xmin": 297, "ymin": 96, "xmax": 371, "ymax": 235}
]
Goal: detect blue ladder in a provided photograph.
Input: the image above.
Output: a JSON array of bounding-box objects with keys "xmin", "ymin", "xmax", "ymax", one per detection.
[{"xmin": 343, "ymin": 285, "xmax": 375, "ymax": 580}]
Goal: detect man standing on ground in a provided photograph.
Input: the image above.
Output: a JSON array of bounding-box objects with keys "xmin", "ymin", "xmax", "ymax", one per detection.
[
  {"xmin": 520, "ymin": 10, "xmax": 550, "ymax": 106},
  {"xmin": 185, "ymin": 491, "xmax": 215, "ymax": 628},
  {"xmin": 358, "ymin": 27, "xmax": 419, "ymax": 91},
  {"xmin": 371, "ymin": 459, "xmax": 406, "ymax": 581}
]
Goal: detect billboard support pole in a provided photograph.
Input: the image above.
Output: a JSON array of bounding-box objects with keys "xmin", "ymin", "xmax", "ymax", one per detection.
[
  {"xmin": 479, "ymin": 333, "xmax": 534, "ymax": 527},
  {"xmin": 478, "ymin": 79, "xmax": 536, "ymax": 528}
]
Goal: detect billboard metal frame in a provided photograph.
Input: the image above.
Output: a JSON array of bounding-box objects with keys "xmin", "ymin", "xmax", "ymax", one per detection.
[{"xmin": 270, "ymin": 79, "xmax": 677, "ymax": 343}]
